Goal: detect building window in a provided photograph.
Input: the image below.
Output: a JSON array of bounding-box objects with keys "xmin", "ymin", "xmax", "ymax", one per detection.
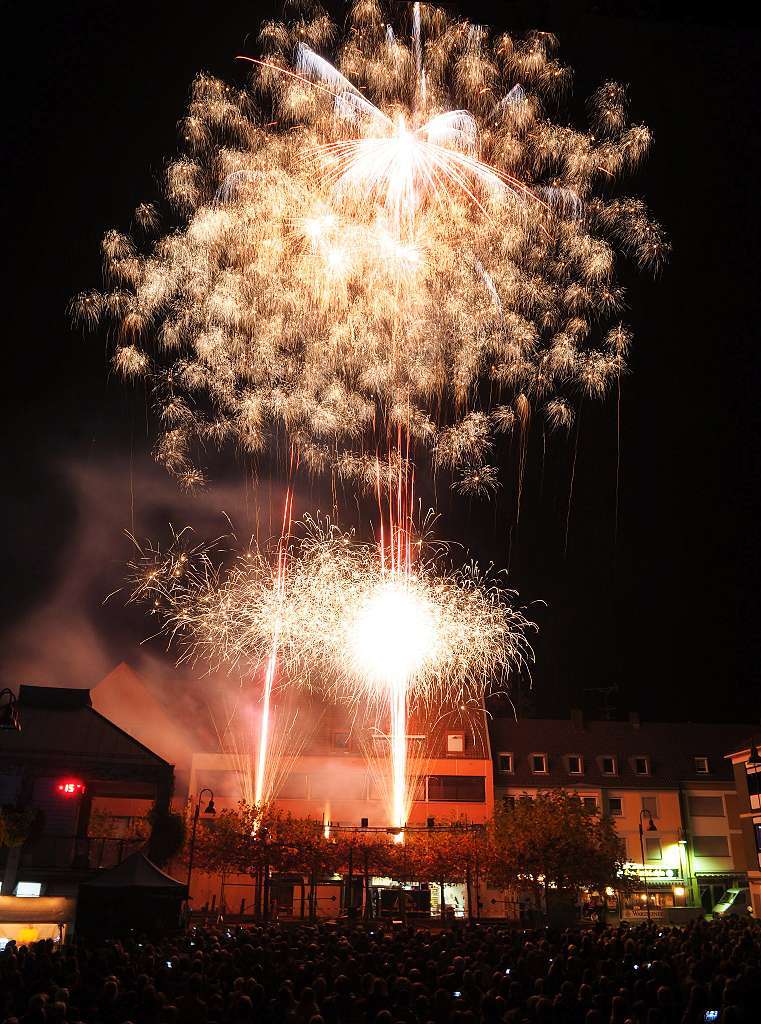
[
  {"xmin": 694, "ymin": 756, "xmax": 710, "ymax": 774},
  {"xmin": 531, "ymin": 753, "xmax": 548, "ymax": 774},
  {"xmin": 427, "ymin": 775, "xmax": 485, "ymax": 802},
  {"xmin": 446, "ymin": 732, "xmax": 465, "ymax": 754},
  {"xmin": 582, "ymin": 797, "xmax": 598, "ymax": 812},
  {"xmin": 754, "ymin": 823, "xmax": 761, "ymax": 852},
  {"xmin": 688, "ymin": 795, "xmax": 725, "ymax": 817},
  {"xmin": 503, "ymin": 795, "xmax": 516, "ymax": 812},
  {"xmin": 332, "ymin": 731, "xmax": 351, "ymax": 750},
  {"xmin": 644, "ymin": 837, "xmax": 662, "ymax": 860},
  {"xmin": 601, "ymin": 756, "xmax": 617, "ymax": 776},
  {"xmin": 567, "ymin": 755, "xmax": 583, "ymax": 775},
  {"xmin": 693, "ymin": 835, "xmax": 730, "ymax": 858},
  {"xmin": 497, "ymin": 752, "xmax": 513, "ymax": 774},
  {"xmin": 633, "ymin": 756, "xmax": 650, "ymax": 776},
  {"xmin": 641, "ymin": 795, "xmax": 659, "ymax": 819},
  {"xmin": 607, "ymin": 796, "xmax": 623, "ymax": 816}
]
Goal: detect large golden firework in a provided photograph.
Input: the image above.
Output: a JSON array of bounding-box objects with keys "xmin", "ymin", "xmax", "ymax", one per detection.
[{"xmin": 74, "ymin": 0, "xmax": 667, "ymax": 494}]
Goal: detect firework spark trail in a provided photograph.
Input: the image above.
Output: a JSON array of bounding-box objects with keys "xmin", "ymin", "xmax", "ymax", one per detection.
[
  {"xmin": 376, "ymin": 436, "xmax": 417, "ymax": 834},
  {"xmin": 212, "ymin": 693, "xmax": 309, "ymax": 811},
  {"xmin": 75, "ymin": 0, "xmax": 668, "ymax": 496},
  {"xmin": 254, "ymin": 450, "xmax": 299, "ymax": 812},
  {"xmin": 390, "ymin": 675, "xmax": 406, "ymax": 837}
]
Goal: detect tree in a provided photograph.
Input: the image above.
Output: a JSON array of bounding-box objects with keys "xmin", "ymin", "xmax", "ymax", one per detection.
[
  {"xmin": 330, "ymin": 830, "xmax": 397, "ymax": 919},
  {"xmin": 487, "ymin": 791, "xmax": 626, "ymax": 911},
  {"xmin": 400, "ymin": 825, "xmax": 477, "ymax": 920},
  {"xmin": 190, "ymin": 803, "xmax": 337, "ymax": 919},
  {"xmin": 0, "ymin": 807, "xmax": 40, "ymax": 848}
]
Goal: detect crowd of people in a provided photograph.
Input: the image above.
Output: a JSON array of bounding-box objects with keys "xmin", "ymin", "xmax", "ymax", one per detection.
[{"xmin": 2, "ymin": 917, "xmax": 759, "ymax": 1024}]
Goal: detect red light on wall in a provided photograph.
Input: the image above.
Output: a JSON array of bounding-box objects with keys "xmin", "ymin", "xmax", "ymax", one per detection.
[{"xmin": 57, "ymin": 779, "xmax": 85, "ymax": 796}]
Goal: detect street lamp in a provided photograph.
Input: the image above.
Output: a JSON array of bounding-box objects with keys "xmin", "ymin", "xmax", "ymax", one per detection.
[
  {"xmin": 0, "ymin": 689, "xmax": 21, "ymax": 732},
  {"xmin": 186, "ymin": 788, "xmax": 215, "ymax": 892},
  {"xmin": 639, "ymin": 808, "xmax": 657, "ymax": 922}
]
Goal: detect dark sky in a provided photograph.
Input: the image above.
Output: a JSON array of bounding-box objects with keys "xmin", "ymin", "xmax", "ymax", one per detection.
[{"xmin": 1, "ymin": 0, "xmax": 759, "ymax": 722}]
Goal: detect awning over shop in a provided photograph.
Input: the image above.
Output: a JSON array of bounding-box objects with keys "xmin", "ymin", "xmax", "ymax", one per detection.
[
  {"xmin": 695, "ymin": 872, "xmax": 746, "ymax": 880},
  {"xmin": 0, "ymin": 895, "xmax": 75, "ymax": 924}
]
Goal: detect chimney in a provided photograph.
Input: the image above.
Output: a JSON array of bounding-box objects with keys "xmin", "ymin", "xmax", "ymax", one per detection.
[
  {"xmin": 571, "ymin": 708, "xmax": 584, "ymax": 729},
  {"xmin": 629, "ymin": 711, "xmax": 641, "ymax": 729}
]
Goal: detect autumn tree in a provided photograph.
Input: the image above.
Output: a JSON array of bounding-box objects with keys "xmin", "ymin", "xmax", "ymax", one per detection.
[
  {"xmin": 191, "ymin": 803, "xmax": 337, "ymax": 919},
  {"xmin": 0, "ymin": 807, "xmax": 39, "ymax": 848},
  {"xmin": 401, "ymin": 824, "xmax": 484, "ymax": 920},
  {"xmin": 487, "ymin": 791, "xmax": 626, "ymax": 911},
  {"xmin": 330, "ymin": 830, "xmax": 396, "ymax": 919}
]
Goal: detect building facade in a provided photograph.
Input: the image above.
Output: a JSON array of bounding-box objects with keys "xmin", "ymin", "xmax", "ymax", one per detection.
[
  {"xmin": 488, "ymin": 712, "xmax": 755, "ymax": 921},
  {"xmin": 0, "ymin": 685, "xmax": 175, "ymax": 944},
  {"xmin": 726, "ymin": 741, "xmax": 761, "ymax": 917},
  {"xmin": 186, "ymin": 699, "xmax": 494, "ymax": 919}
]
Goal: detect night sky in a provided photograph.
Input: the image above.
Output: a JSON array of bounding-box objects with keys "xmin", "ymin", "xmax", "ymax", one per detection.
[{"xmin": 2, "ymin": 0, "xmax": 759, "ymax": 723}]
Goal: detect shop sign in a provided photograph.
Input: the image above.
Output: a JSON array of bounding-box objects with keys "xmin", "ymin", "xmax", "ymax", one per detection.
[
  {"xmin": 624, "ymin": 905, "xmax": 666, "ymax": 920},
  {"xmin": 622, "ymin": 863, "xmax": 680, "ymax": 881}
]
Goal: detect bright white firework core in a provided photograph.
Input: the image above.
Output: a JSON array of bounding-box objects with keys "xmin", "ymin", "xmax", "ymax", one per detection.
[
  {"xmin": 348, "ymin": 577, "xmax": 438, "ymax": 837},
  {"xmin": 349, "ymin": 578, "xmax": 437, "ymax": 688}
]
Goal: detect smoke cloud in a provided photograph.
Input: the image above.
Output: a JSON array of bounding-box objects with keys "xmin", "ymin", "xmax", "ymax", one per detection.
[{"xmin": 1, "ymin": 454, "xmax": 325, "ymax": 785}]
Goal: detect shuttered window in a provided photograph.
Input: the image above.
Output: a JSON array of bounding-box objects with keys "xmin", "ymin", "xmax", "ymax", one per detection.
[
  {"xmin": 688, "ymin": 796, "xmax": 724, "ymax": 817},
  {"xmin": 693, "ymin": 835, "xmax": 729, "ymax": 857}
]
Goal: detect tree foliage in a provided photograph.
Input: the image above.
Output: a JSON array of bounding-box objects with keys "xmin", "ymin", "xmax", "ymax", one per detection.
[
  {"xmin": 488, "ymin": 790, "xmax": 626, "ymax": 897},
  {"xmin": 186, "ymin": 792, "xmax": 625, "ymax": 918},
  {"xmin": 0, "ymin": 807, "xmax": 39, "ymax": 849}
]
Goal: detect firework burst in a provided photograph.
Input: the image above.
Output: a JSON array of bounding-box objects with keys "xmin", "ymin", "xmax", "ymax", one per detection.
[
  {"xmin": 74, "ymin": 0, "xmax": 667, "ymax": 491},
  {"xmin": 129, "ymin": 513, "xmax": 533, "ymax": 826},
  {"xmin": 130, "ymin": 515, "xmax": 533, "ymax": 712}
]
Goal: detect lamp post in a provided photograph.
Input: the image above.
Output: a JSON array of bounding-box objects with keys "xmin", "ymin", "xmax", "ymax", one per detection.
[
  {"xmin": 639, "ymin": 808, "xmax": 657, "ymax": 922},
  {"xmin": 186, "ymin": 789, "xmax": 215, "ymax": 893}
]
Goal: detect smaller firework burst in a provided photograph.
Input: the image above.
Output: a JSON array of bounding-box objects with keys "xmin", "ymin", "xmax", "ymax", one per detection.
[
  {"xmin": 129, "ymin": 512, "xmax": 533, "ymax": 831},
  {"xmin": 128, "ymin": 514, "xmax": 533, "ymax": 716}
]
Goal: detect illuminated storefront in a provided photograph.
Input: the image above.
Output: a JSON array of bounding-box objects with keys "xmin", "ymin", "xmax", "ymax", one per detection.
[{"xmin": 617, "ymin": 864, "xmax": 688, "ymax": 919}]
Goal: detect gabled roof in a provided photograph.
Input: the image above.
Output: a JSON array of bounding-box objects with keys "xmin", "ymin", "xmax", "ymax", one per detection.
[
  {"xmin": 80, "ymin": 852, "xmax": 186, "ymax": 891},
  {"xmin": 489, "ymin": 716, "xmax": 759, "ymax": 789},
  {"xmin": 91, "ymin": 662, "xmax": 195, "ymax": 770},
  {"xmin": 3, "ymin": 684, "xmax": 171, "ymax": 767}
]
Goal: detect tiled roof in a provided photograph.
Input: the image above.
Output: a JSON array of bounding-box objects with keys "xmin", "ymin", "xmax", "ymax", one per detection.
[{"xmin": 488, "ymin": 716, "xmax": 758, "ymax": 789}]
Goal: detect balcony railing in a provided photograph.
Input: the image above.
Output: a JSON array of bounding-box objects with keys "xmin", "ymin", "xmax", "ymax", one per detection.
[{"xmin": 15, "ymin": 835, "xmax": 145, "ymax": 871}]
